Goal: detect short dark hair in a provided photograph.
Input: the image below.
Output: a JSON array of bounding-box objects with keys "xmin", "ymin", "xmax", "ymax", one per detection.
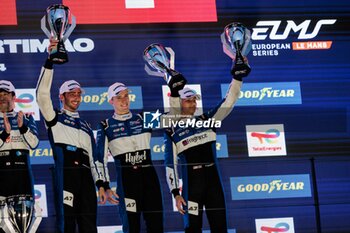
[{"xmin": 0, "ymin": 89, "xmax": 15, "ymax": 96}]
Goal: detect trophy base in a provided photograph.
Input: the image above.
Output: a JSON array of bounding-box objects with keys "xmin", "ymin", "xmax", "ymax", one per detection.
[
  {"xmin": 231, "ymin": 52, "xmax": 251, "ymax": 79},
  {"xmin": 49, "ymin": 41, "xmax": 69, "ymax": 64}
]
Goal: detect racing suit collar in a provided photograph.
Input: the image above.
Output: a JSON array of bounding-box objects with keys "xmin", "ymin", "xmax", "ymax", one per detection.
[
  {"xmin": 0, "ymin": 110, "xmax": 16, "ymax": 118},
  {"xmin": 113, "ymin": 112, "xmax": 132, "ymax": 121},
  {"xmin": 61, "ymin": 108, "xmax": 80, "ymax": 118}
]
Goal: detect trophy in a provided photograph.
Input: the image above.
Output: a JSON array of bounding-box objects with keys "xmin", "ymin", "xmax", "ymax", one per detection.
[
  {"xmin": 0, "ymin": 195, "xmax": 42, "ymax": 233},
  {"xmin": 41, "ymin": 4, "xmax": 76, "ymax": 64},
  {"xmin": 221, "ymin": 22, "xmax": 252, "ymax": 79},
  {"xmin": 143, "ymin": 43, "xmax": 175, "ymax": 83},
  {"xmin": 143, "ymin": 43, "xmax": 186, "ymax": 92}
]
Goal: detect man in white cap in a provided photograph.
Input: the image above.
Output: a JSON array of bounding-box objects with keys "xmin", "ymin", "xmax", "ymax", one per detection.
[
  {"xmin": 0, "ymin": 80, "xmax": 39, "ymax": 232},
  {"xmin": 164, "ymin": 67, "xmax": 245, "ymax": 232},
  {"xmin": 36, "ymin": 39, "xmax": 104, "ymax": 233},
  {"xmin": 95, "ymin": 77, "xmax": 185, "ymax": 232}
]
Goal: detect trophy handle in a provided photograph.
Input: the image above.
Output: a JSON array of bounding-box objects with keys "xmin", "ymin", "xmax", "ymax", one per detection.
[
  {"xmin": 62, "ymin": 15, "xmax": 76, "ymax": 42},
  {"xmin": 221, "ymin": 32, "xmax": 235, "ymax": 60},
  {"xmin": 144, "ymin": 65, "xmax": 165, "ymax": 78},
  {"xmin": 144, "ymin": 45, "xmax": 175, "ymax": 83},
  {"xmin": 27, "ymin": 202, "xmax": 42, "ymax": 233},
  {"xmin": 165, "ymin": 47, "xmax": 175, "ymax": 70},
  {"xmin": 241, "ymin": 28, "xmax": 252, "ymax": 57},
  {"xmin": 41, "ymin": 16, "xmax": 51, "ymax": 39},
  {"xmin": 41, "ymin": 14, "xmax": 76, "ymax": 42}
]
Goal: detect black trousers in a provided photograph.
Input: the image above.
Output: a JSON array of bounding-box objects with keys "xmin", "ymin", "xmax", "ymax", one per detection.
[
  {"xmin": 0, "ymin": 151, "xmax": 33, "ymax": 233},
  {"xmin": 182, "ymin": 164, "xmax": 227, "ymax": 233},
  {"xmin": 116, "ymin": 165, "xmax": 164, "ymax": 233},
  {"xmin": 53, "ymin": 164, "xmax": 97, "ymax": 233},
  {"xmin": 0, "ymin": 151, "xmax": 33, "ymax": 197}
]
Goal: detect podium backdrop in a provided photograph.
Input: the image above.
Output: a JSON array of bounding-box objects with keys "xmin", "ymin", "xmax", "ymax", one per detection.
[{"xmin": 1, "ymin": 0, "xmax": 350, "ymax": 232}]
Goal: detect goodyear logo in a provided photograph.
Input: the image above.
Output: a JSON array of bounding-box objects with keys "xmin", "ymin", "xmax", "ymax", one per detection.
[
  {"xmin": 221, "ymin": 82, "xmax": 302, "ymax": 106},
  {"xmin": 230, "ymin": 174, "xmax": 311, "ymax": 200},
  {"xmin": 79, "ymin": 87, "xmax": 143, "ymax": 111},
  {"xmin": 150, "ymin": 135, "xmax": 228, "ymax": 160},
  {"xmin": 30, "ymin": 140, "xmax": 54, "ymax": 164}
]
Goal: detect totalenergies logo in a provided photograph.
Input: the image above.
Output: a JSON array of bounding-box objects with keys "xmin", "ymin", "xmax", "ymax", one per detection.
[
  {"xmin": 34, "ymin": 189, "xmax": 42, "ymax": 200},
  {"xmin": 260, "ymin": 222, "xmax": 290, "ymax": 233},
  {"xmin": 15, "ymin": 93, "xmax": 34, "ymax": 108},
  {"xmin": 251, "ymin": 129, "xmax": 279, "ymax": 144},
  {"xmin": 256, "ymin": 217, "xmax": 295, "ymax": 233}
]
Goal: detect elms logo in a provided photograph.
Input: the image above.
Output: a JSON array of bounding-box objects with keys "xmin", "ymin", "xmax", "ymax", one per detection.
[
  {"xmin": 251, "ymin": 19, "xmax": 336, "ymax": 56},
  {"xmin": 255, "ymin": 217, "xmax": 295, "ymax": 233},
  {"xmin": 252, "ymin": 20, "xmax": 336, "ymax": 40},
  {"xmin": 246, "ymin": 124, "xmax": 287, "ymax": 157}
]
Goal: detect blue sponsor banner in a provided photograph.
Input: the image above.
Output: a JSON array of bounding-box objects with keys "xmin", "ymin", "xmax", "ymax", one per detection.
[
  {"xmin": 221, "ymin": 82, "xmax": 302, "ymax": 106},
  {"xmin": 230, "ymin": 174, "xmax": 312, "ymax": 200},
  {"xmin": 98, "ymin": 230, "xmax": 236, "ymax": 233},
  {"xmin": 79, "ymin": 86, "xmax": 143, "ymax": 111},
  {"xmin": 29, "ymin": 135, "xmax": 227, "ymax": 164},
  {"xmin": 30, "ymin": 140, "xmax": 54, "ymax": 165},
  {"xmin": 167, "ymin": 230, "xmax": 236, "ymax": 233},
  {"xmin": 151, "ymin": 135, "xmax": 228, "ymax": 161}
]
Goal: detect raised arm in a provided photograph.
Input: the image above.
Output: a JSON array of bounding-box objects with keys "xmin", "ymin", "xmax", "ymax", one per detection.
[
  {"xmin": 36, "ymin": 59, "xmax": 56, "ymax": 122},
  {"xmin": 205, "ymin": 78, "xmax": 242, "ymax": 121},
  {"xmin": 168, "ymin": 70, "xmax": 186, "ymax": 116}
]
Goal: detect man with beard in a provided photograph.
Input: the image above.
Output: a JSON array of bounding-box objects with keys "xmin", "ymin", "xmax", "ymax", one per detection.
[
  {"xmin": 0, "ymin": 80, "xmax": 39, "ymax": 232},
  {"xmin": 164, "ymin": 69, "xmax": 246, "ymax": 232},
  {"xmin": 36, "ymin": 39, "xmax": 104, "ymax": 233}
]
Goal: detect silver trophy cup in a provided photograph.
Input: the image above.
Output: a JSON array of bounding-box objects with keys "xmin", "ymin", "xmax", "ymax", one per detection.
[
  {"xmin": 221, "ymin": 22, "xmax": 252, "ymax": 79},
  {"xmin": 0, "ymin": 195, "xmax": 42, "ymax": 233},
  {"xmin": 143, "ymin": 43, "xmax": 175, "ymax": 83},
  {"xmin": 144, "ymin": 43, "xmax": 187, "ymax": 95},
  {"xmin": 41, "ymin": 4, "xmax": 76, "ymax": 64}
]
